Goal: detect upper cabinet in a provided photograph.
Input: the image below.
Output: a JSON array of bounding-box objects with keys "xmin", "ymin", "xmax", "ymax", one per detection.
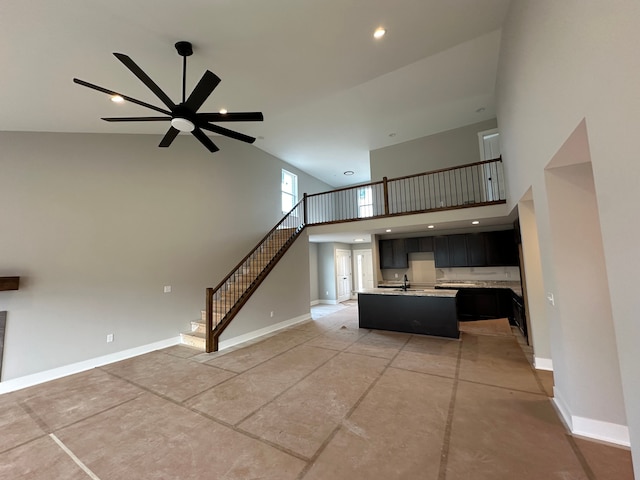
[
  {"xmin": 379, "ymin": 236, "xmax": 435, "ymax": 269},
  {"xmin": 433, "ymin": 230, "xmax": 518, "ymax": 268},
  {"xmin": 380, "ymin": 230, "xmax": 516, "ymax": 270},
  {"xmin": 379, "ymin": 239, "xmax": 409, "ymax": 269}
]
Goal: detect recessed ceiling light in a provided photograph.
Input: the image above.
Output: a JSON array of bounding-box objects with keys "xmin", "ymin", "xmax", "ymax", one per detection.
[
  {"xmin": 427, "ymin": 225, "xmax": 435, "ymax": 229},
  {"xmin": 472, "ymin": 221, "xmax": 480, "ymax": 225},
  {"xmin": 388, "ymin": 132, "xmax": 396, "ymax": 137},
  {"xmin": 475, "ymin": 107, "xmax": 485, "ymax": 113},
  {"xmin": 354, "ymin": 238, "xmax": 365, "ymax": 242},
  {"xmin": 344, "ymin": 170, "xmax": 354, "ymax": 176},
  {"xmin": 111, "ymin": 95, "xmax": 124, "ymax": 103},
  {"xmin": 219, "ymin": 108, "xmax": 228, "ymax": 114},
  {"xmin": 373, "ymin": 27, "xmax": 386, "ymax": 39},
  {"xmin": 385, "ymin": 229, "xmax": 391, "ymax": 232}
]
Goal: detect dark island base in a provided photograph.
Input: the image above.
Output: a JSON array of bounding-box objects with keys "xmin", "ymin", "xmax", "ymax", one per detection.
[{"xmin": 358, "ymin": 294, "xmax": 459, "ymax": 339}]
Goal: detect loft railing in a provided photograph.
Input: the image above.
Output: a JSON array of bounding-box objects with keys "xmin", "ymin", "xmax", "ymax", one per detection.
[
  {"xmin": 204, "ymin": 157, "xmax": 505, "ymax": 352},
  {"xmin": 305, "ymin": 158, "xmax": 505, "ymax": 225}
]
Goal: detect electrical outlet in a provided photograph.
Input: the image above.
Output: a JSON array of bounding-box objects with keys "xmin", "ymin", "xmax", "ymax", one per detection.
[
  {"xmin": 326, "ymin": 290, "xmax": 329, "ymax": 296},
  {"xmin": 106, "ymin": 333, "xmax": 114, "ymax": 343},
  {"xmin": 270, "ymin": 311, "xmax": 274, "ymax": 318},
  {"xmin": 394, "ymin": 273, "xmax": 398, "ymax": 278},
  {"xmin": 163, "ymin": 285, "xmax": 172, "ymax": 293}
]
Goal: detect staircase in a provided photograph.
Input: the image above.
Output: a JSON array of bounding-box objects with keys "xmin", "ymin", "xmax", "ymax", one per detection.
[
  {"xmin": 181, "ymin": 197, "xmax": 306, "ymax": 352},
  {"xmin": 180, "ymin": 158, "xmax": 507, "ymax": 353}
]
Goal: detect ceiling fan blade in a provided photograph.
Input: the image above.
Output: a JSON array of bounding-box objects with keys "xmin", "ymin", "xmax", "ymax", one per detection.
[
  {"xmin": 192, "ymin": 128, "xmax": 220, "ymax": 153},
  {"xmin": 196, "ymin": 112, "xmax": 264, "ymax": 122},
  {"xmin": 184, "ymin": 70, "xmax": 221, "ymax": 112},
  {"xmin": 113, "ymin": 53, "xmax": 176, "ymax": 110},
  {"xmin": 199, "ymin": 122, "xmax": 256, "ymax": 144},
  {"xmin": 73, "ymin": 78, "xmax": 171, "ymax": 115},
  {"xmin": 159, "ymin": 127, "xmax": 180, "ymax": 147},
  {"xmin": 102, "ymin": 116, "xmax": 170, "ymax": 122}
]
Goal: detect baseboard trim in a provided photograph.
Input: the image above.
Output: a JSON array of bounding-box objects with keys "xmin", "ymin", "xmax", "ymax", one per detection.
[
  {"xmin": 552, "ymin": 387, "xmax": 573, "ymax": 430},
  {"xmin": 218, "ymin": 313, "xmax": 311, "ymax": 351},
  {"xmin": 317, "ymin": 299, "xmax": 339, "ymax": 305},
  {"xmin": 310, "ymin": 299, "xmax": 321, "ymax": 306},
  {"xmin": 534, "ymin": 357, "xmax": 553, "ymax": 371},
  {"xmin": 0, "ymin": 336, "xmax": 181, "ymax": 394},
  {"xmin": 572, "ymin": 416, "xmax": 630, "ymax": 447},
  {"xmin": 552, "ymin": 387, "xmax": 630, "ymax": 446}
]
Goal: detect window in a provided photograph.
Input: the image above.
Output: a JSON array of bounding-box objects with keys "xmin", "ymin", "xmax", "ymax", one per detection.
[
  {"xmin": 281, "ymin": 169, "xmax": 298, "ymax": 213},
  {"xmin": 357, "ymin": 186, "xmax": 373, "ymax": 218}
]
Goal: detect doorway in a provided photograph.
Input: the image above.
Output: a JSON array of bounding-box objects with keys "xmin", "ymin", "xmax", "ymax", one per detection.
[
  {"xmin": 352, "ymin": 249, "xmax": 373, "ymax": 294},
  {"xmin": 335, "ymin": 249, "xmax": 352, "ymax": 303}
]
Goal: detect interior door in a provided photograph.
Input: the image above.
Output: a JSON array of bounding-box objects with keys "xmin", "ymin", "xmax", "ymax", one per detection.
[
  {"xmin": 353, "ymin": 249, "xmax": 373, "ymax": 292},
  {"xmin": 478, "ymin": 129, "xmax": 501, "ymax": 201},
  {"xmin": 335, "ymin": 249, "xmax": 352, "ymax": 303}
]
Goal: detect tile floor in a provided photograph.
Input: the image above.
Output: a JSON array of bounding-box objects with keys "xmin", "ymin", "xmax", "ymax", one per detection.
[{"xmin": 0, "ymin": 302, "xmax": 634, "ymax": 479}]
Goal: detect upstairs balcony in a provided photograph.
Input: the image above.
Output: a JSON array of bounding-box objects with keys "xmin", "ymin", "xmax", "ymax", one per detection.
[{"xmin": 304, "ymin": 158, "xmax": 505, "ymax": 226}]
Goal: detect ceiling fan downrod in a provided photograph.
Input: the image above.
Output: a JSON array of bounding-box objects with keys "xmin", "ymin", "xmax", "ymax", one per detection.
[{"xmin": 175, "ymin": 41, "xmax": 193, "ymax": 104}]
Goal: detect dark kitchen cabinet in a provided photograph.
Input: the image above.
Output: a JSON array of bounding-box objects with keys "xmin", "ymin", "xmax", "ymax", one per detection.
[
  {"xmin": 405, "ymin": 238, "xmax": 420, "ymax": 253},
  {"xmin": 456, "ymin": 288, "xmax": 514, "ymax": 322},
  {"xmin": 485, "ymin": 230, "xmax": 519, "ymax": 266},
  {"xmin": 418, "ymin": 236, "xmax": 434, "ymax": 252},
  {"xmin": 379, "ymin": 239, "xmax": 408, "ymax": 269},
  {"xmin": 512, "ymin": 293, "xmax": 527, "ymax": 338},
  {"xmin": 434, "ymin": 230, "xmax": 518, "ymax": 268},
  {"xmin": 466, "ymin": 233, "xmax": 486, "ymax": 266},
  {"xmin": 434, "ymin": 236, "xmax": 450, "ymax": 267},
  {"xmin": 449, "ymin": 235, "xmax": 468, "ymax": 267}
]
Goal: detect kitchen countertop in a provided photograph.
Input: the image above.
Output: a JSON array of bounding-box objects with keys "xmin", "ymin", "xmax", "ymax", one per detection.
[
  {"xmin": 435, "ymin": 280, "xmax": 523, "ymax": 297},
  {"xmin": 358, "ymin": 288, "xmax": 458, "ymax": 298}
]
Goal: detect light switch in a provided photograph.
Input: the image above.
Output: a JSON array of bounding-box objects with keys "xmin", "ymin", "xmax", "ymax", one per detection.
[{"xmin": 547, "ymin": 292, "xmax": 555, "ymax": 306}]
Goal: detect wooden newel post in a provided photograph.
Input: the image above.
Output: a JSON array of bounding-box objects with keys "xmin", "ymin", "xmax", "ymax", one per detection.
[
  {"xmin": 205, "ymin": 288, "xmax": 213, "ymax": 353},
  {"xmin": 303, "ymin": 193, "xmax": 308, "ymax": 225},
  {"xmin": 383, "ymin": 177, "xmax": 390, "ymax": 215}
]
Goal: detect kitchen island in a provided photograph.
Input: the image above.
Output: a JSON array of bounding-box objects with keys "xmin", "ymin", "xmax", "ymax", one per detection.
[{"xmin": 357, "ymin": 288, "xmax": 459, "ymax": 338}]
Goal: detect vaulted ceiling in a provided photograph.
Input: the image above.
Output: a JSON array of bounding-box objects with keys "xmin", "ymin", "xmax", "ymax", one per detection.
[{"xmin": 0, "ymin": 0, "xmax": 509, "ymax": 187}]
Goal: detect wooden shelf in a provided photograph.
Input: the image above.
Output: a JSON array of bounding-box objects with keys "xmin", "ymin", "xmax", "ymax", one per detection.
[{"xmin": 0, "ymin": 277, "xmax": 20, "ymax": 291}]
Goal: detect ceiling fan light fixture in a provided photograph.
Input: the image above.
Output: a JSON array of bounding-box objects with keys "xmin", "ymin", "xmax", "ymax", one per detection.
[{"xmin": 171, "ymin": 117, "xmax": 195, "ymax": 132}]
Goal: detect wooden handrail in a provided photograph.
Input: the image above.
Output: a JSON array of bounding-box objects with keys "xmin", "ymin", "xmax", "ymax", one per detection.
[
  {"xmin": 207, "ymin": 198, "xmax": 306, "ymax": 296},
  {"xmin": 305, "ymin": 180, "xmax": 385, "ymax": 198},
  {"xmin": 204, "ymin": 157, "xmax": 506, "ymax": 352}
]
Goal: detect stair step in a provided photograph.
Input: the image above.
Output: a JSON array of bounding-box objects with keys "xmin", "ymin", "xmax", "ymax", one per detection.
[
  {"xmin": 200, "ymin": 310, "xmax": 224, "ymax": 324},
  {"xmin": 191, "ymin": 320, "xmax": 206, "ymax": 335},
  {"xmin": 180, "ymin": 331, "xmax": 205, "ymax": 350}
]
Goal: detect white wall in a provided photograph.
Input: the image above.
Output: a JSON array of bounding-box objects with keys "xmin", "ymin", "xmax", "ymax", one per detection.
[
  {"xmin": 497, "ymin": 0, "xmax": 640, "ymax": 469},
  {"xmin": 369, "ymin": 119, "xmax": 498, "ymax": 181},
  {"xmin": 0, "ymin": 131, "xmax": 330, "ymax": 382}
]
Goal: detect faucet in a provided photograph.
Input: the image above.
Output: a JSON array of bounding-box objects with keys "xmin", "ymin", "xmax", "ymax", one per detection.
[{"xmin": 402, "ymin": 274, "xmax": 409, "ymax": 291}]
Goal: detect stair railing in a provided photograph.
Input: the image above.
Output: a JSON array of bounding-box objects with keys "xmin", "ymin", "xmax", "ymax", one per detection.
[
  {"xmin": 204, "ymin": 157, "xmax": 506, "ymax": 352},
  {"xmin": 205, "ymin": 199, "xmax": 306, "ymax": 352}
]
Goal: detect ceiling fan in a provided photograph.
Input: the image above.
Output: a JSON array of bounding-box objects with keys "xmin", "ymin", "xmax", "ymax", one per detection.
[{"xmin": 73, "ymin": 41, "xmax": 263, "ymax": 153}]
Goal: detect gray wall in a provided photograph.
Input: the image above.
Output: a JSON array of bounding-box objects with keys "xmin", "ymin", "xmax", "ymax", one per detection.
[
  {"xmin": 316, "ymin": 242, "xmax": 352, "ymax": 303},
  {"xmin": 497, "ymin": 0, "xmax": 640, "ymax": 470},
  {"xmin": 308, "ymin": 242, "xmax": 320, "ymax": 303},
  {"xmin": 369, "ymin": 119, "xmax": 498, "ymax": 181},
  {"xmin": 0, "ymin": 131, "xmax": 330, "ymax": 381}
]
